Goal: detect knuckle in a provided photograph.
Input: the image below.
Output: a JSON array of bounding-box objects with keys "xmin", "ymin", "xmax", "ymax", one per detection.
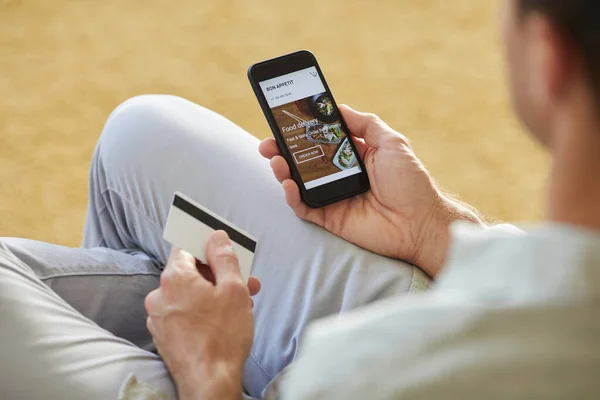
[
  {"xmin": 294, "ymin": 206, "xmax": 307, "ymax": 219},
  {"xmin": 397, "ymin": 132, "xmax": 411, "ymax": 146},
  {"xmin": 159, "ymin": 270, "xmax": 169, "ymax": 286},
  {"xmin": 365, "ymin": 112, "xmax": 379, "ymax": 122},
  {"xmin": 217, "ymin": 253, "xmax": 239, "ymax": 269},
  {"xmin": 144, "ymin": 292, "xmax": 153, "ymax": 312},
  {"xmin": 144, "ymin": 289, "xmax": 161, "ymax": 315},
  {"xmin": 390, "ymin": 135, "xmax": 410, "ymax": 148},
  {"xmin": 146, "ymin": 317, "xmax": 154, "ymax": 334},
  {"xmin": 160, "ymin": 268, "xmax": 178, "ymax": 286},
  {"xmin": 221, "ymin": 279, "xmax": 248, "ymax": 296},
  {"xmin": 179, "ymin": 250, "xmax": 196, "ymax": 266},
  {"xmin": 214, "ymin": 246, "xmax": 238, "ymax": 264},
  {"xmin": 365, "ymin": 112, "xmax": 379, "ymax": 121},
  {"xmin": 365, "ymin": 113, "xmax": 383, "ymax": 131}
]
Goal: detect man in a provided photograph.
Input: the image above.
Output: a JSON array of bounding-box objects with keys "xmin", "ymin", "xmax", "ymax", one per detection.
[
  {"xmin": 145, "ymin": 0, "xmax": 600, "ymax": 398},
  {"xmin": 0, "ymin": 1, "xmax": 598, "ymax": 399}
]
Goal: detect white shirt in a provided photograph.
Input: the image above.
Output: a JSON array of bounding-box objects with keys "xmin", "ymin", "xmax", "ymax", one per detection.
[{"xmin": 282, "ymin": 223, "xmax": 600, "ymax": 399}]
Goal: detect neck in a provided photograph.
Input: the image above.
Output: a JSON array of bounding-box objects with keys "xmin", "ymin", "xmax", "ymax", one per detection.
[{"xmin": 548, "ymin": 96, "xmax": 600, "ymax": 231}]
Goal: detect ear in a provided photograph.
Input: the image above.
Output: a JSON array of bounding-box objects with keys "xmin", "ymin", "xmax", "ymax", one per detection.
[{"xmin": 527, "ymin": 13, "xmax": 575, "ymax": 107}]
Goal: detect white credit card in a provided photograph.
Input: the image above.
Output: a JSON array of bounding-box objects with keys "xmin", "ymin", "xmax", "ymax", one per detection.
[{"xmin": 163, "ymin": 192, "xmax": 256, "ymax": 282}]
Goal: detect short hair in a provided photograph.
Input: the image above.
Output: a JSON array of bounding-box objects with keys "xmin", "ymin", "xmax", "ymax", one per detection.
[{"xmin": 520, "ymin": 0, "xmax": 600, "ymax": 106}]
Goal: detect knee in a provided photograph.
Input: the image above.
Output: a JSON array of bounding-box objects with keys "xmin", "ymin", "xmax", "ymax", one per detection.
[
  {"xmin": 107, "ymin": 95, "xmax": 166, "ymax": 120},
  {"xmin": 92, "ymin": 95, "xmax": 184, "ymax": 177},
  {"xmin": 96, "ymin": 95, "xmax": 214, "ymax": 165},
  {"xmin": 94, "ymin": 95, "xmax": 246, "ymax": 176},
  {"xmin": 101, "ymin": 95, "xmax": 183, "ymax": 144},
  {"xmin": 107, "ymin": 95, "xmax": 185, "ymax": 123}
]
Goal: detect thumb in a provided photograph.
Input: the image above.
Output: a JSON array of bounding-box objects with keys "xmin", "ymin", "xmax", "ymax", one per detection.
[
  {"xmin": 339, "ymin": 104, "xmax": 395, "ymax": 149},
  {"xmin": 205, "ymin": 231, "xmax": 243, "ymax": 283}
]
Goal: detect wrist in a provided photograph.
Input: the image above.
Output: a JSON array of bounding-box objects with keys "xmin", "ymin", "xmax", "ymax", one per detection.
[
  {"xmin": 175, "ymin": 362, "xmax": 243, "ymax": 400},
  {"xmin": 413, "ymin": 193, "xmax": 485, "ymax": 278}
]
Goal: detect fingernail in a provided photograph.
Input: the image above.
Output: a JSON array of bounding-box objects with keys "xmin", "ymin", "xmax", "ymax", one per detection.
[{"xmin": 211, "ymin": 230, "xmax": 230, "ymax": 246}]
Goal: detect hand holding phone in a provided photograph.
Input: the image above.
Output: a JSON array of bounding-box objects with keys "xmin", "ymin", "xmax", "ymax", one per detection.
[
  {"xmin": 257, "ymin": 92, "xmax": 483, "ymax": 278},
  {"xmin": 250, "ymin": 50, "xmax": 483, "ymax": 277}
]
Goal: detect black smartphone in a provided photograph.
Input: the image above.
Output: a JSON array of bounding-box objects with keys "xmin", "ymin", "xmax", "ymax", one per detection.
[{"xmin": 248, "ymin": 50, "xmax": 370, "ymax": 208}]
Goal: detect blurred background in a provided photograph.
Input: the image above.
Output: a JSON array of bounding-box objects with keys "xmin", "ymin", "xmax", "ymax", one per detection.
[{"xmin": 0, "ymin": 0, "xmax": 547, "ymax": 247}]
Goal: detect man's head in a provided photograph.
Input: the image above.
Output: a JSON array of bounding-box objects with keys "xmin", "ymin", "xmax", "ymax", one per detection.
[{"xmin": 502, "ymin": 0, "xmax": 600, "ymax": 146}]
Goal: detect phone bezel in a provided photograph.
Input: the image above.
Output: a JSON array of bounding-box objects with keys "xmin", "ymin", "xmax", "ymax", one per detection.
[{"xmin": 248, "ymin": 50, "xmax": 370, "ymax": 208}]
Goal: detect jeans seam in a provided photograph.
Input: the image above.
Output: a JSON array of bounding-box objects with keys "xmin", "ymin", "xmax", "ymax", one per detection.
[
  {"xmin": 88, "ymin": 142, "xmax": 111, "ymax": 249},
  {"xmin": 89, "ymin": 205, "xmax": 109, "ymax": 248},
  {"xmin": 250, "ymin": 350, "xmax": 275, "ymax": 381},
  {"xmin": 95, "ymin": 139, "xmax": 164, "ymax": 244},
  {"xmin": 101, "ymin": 187, "xmax": 164, "ymax": 238}
]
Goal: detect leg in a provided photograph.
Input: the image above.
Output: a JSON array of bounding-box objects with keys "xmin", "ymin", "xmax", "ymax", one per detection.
[
  {"xmin": 0, "ymin": 240, "xmax": 177, "ymax": 399},
  {"xmin": 2, "ymin": 237, "xmax": 161, "ymax": 351},
  {"xmin": 82, "ymin": 95, "xmax": 430, "ymax": 397}
]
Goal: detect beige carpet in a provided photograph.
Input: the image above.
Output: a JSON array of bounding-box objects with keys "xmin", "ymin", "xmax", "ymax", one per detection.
[{"xmin": 0, "ymin": 0, "xmax": 548, "ymax": 247}]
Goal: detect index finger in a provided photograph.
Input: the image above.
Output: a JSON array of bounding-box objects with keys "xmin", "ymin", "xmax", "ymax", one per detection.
[
  {"xmin": 166, "ymin": 246, "xmax": 198, "ymax": 274},
  {"xmin": 205, "ymin": 230, "xmax": 243, "ymax": 283}
]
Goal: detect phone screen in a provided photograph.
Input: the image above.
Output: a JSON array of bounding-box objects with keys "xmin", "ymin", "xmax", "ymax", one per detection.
[{"xmin": 258, "ymin": 67, "xmax": 362, "ymax": 190}]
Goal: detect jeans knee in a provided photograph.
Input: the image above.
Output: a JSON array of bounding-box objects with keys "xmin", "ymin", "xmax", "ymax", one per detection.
[
  {"xmin": 93, "ymin": 95, "xmax": 244, "ymax": 181},
  {"xmin": 96, "ymin": 95, "xmax": 197, "ymax": 164},
  {"xmin": 107, "ymin": 95, "xmax": 183, "ymax": 121},
  {"xmin": 102, "ymin": 95, "xmax": 178, "ymax": 140}
]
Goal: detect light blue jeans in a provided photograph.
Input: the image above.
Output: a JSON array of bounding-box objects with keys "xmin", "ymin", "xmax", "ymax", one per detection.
[{"xmin": 0, "ymin": 95, "xmax": 425, "ymax": 399}]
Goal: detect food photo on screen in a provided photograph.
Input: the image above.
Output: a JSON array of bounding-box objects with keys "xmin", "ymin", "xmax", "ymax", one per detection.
[{"xmin": 270, "ymin": 92, "xmax": 360, "ymax": 187}]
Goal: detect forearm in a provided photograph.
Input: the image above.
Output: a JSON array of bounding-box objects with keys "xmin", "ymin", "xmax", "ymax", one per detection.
[{"xmin": 413, "ymin": 194, "xmax": 486, "ymax": 278}]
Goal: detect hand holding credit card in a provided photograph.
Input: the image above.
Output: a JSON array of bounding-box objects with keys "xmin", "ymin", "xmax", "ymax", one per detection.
[{"xmin": 163, "ymin": 192, "xmax": 257, "ymax": 282}]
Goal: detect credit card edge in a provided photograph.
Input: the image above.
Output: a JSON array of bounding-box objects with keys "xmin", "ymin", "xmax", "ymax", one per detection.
[{"xmin": 173, "ymin": 192, "xmax": 257, "ymax": 242}]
